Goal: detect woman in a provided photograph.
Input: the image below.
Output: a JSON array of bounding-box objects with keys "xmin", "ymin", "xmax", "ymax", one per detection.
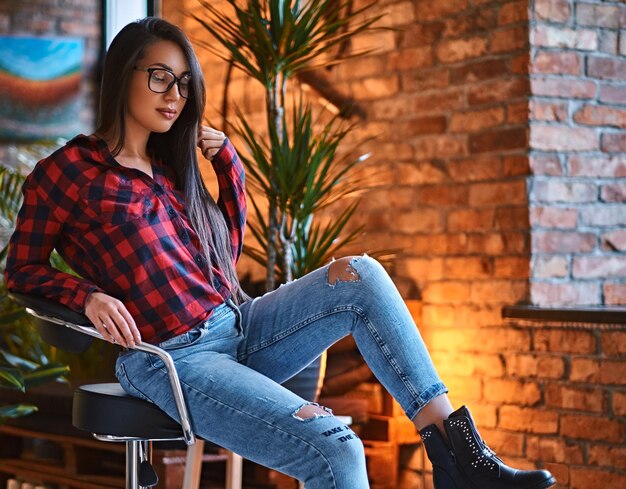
[{"xmin": 4, "ymin": 17, "xmax": 555, "ymax": 489}]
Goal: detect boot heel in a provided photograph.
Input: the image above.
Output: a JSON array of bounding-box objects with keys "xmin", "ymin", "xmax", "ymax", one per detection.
[{"xmin": 432, "ymin": 466, "xmax": 461, "ymax": 489}]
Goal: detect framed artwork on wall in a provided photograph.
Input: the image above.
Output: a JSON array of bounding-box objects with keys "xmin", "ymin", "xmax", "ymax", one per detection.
[{"xmin": 0, "ymin": 36, "xmax": 84, "ymax": 141}]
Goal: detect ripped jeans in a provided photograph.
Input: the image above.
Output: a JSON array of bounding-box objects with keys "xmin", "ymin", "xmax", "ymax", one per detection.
[{"xmin": 115, "ymin": 255, "xmax": 447, "ymax": 488}]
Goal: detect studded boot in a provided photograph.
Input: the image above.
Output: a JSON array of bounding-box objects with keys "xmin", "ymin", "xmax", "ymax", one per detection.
[{"xmin": 419, "ymin": 406, "xmax": 556, "ymax": 489}]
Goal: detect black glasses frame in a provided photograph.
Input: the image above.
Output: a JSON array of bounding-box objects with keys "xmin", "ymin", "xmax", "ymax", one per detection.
[{"xmin": 134, "ymin": 67, "xmax": 192, "ymax": 99}]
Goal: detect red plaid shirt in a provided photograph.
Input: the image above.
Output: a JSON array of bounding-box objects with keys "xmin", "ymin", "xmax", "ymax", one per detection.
[{"xmin": 4, "ymin": 133, "xmax": 246, "ymax": 345}]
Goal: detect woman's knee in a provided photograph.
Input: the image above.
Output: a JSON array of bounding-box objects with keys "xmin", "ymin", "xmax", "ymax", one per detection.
[{"xmin": 327, "ymin": 254, "xmax": 385, "ymax": 286}]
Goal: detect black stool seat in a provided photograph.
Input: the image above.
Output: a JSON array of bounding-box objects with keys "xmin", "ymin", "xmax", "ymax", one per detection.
[{"xmin": 73, "ymin": 383, "xmax": 183, "ymax": 439}]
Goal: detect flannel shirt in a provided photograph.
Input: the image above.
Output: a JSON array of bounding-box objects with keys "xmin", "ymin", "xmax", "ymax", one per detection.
[{"xmin": 4, "ymin": 133, "xmax": 246, "ymax": 345}]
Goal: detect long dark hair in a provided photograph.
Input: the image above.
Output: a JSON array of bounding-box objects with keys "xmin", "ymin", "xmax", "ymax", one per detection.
[{"xmin": 96, "ymin": 16, "xmax": 247, "ymax": 303}]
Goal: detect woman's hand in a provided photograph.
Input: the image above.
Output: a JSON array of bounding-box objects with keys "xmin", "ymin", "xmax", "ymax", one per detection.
[
  {"xmin": 198, "ymin": 126, "xmax": 226, "ymax": 161},
  {"xmin": 85, "ymin": 292, "xmax": 141, "ymax": 348}
]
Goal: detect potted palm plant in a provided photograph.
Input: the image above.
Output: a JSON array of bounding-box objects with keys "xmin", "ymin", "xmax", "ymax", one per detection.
[{"xmin": 190, "ymin": 0, "xmax": 385, "ymax": 291}]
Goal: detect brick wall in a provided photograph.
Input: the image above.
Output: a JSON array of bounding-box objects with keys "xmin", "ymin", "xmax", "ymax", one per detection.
[{"xmin": 529, "ymin": 0, "xmax": 626, "ymax": 307}]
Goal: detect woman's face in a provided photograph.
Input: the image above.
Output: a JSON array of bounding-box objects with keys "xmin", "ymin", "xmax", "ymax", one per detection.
[{"xmin": 126, "ymin": 40, "xmax": 190, "ymax": 136}]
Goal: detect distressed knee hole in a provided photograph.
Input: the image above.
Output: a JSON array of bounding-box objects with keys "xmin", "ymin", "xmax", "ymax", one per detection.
[
  {"xmin": 292, "ymin": 402, "xmax": 333, "ymax": 421},
  {"xmin": 327, "ymin": 256, "xmax": 361, "ymax": 286}
]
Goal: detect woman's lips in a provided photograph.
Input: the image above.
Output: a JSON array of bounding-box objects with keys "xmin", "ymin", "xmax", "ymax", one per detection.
[{"xmin": 156, "ymin": 109, "xmax": 176, "ymax": 120}]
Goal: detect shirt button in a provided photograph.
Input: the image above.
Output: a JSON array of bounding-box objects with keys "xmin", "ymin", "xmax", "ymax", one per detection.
[
  {"xmin": 180, "ymin": 230, "xmax": 189, "ymax": 242},
  {"xmin": 168, "ymin": 208, "xmax": 176, "ymax": 216},
  {"xmin": 153, "ymin": 183, "xmax": 163, "ymax": 192},
  {"xmin": 195, "ymin": 255, "xmax": 204, "ymax": 265}
]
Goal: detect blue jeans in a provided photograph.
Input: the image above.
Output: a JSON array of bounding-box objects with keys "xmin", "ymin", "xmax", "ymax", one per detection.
[{"xmin": 115, "ymin": 255, "xmax": 447, "ymax": 488}]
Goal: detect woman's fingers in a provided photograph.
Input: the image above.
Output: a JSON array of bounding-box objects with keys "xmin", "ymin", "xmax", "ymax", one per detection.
[
  {"xmin": 85, "ymin": 292, "xmax": 140, "ymax": 348},
  {"xmin": 197, "ymin": 125, "xmax": 226, "ymax": 160}
]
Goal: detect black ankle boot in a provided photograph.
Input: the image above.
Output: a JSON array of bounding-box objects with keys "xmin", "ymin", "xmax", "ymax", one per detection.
[{"xmin": 419, "ymin": 406, "xmax": 556, "ymax": 489}]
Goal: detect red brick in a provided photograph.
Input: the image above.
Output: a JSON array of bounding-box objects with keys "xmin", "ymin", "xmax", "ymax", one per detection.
[
  {"xmin": 387, "ymin": 46, "xmax": 433, "ymax": 71},
  {"xmin": 588, "ymin": 444, "xmax": 626, "ymax": 470},
  {"xmin": 530, "ymin": 206, "xmax": 578, "ymax": 229},
  {"xmin": 602, "ymin": 133, "xmax": 626, "ymax": 153},
  {"xmin": 531, "ymin": 76, "xmax": 596, "ymax": 99},
  {"xmin": 479, "ymin": 427, "xmax": 524, "ymax": 456},
  {"xmin": 602, "ymin": 230, "xmax": 626, "ymax": 252},
  {"xmin": 500, "ymin": 405, "xmax": 559, "ymax": 434},
  {"xmin": 416, "ymin": 0, "xmax": 470, "ymax": 21},
  {"xmin": 470, "ymin": 280, "xmax": 529, "ymax": 304},
  {"xmin": 532, "ymin": 231, "xmax": 596, "ymax": 253},
  {"xmin": 413, "ymin": 135, "xmax": 467, "ymax": 159},
  {"xmin": 468, "ymin": 77, "xmax": 528, "ymax": 105},
  {"xmin": 469, "ymin": 127, "xmax": 527, "ymax": 153},
  {"xmin": 503, "ymin": 154, "xmax": 530, "ymax": 176},
  {"xmin": 588, "ymin": 56, "xmax": 626, "ymax": 81},
  {"xmin": 534, "ymin": 0, "xmax": 570, "ymax": 23},
  {"xmin": 484, "ymin": 379, "xmax": 541, "ymax": 405},
  {"xmin": 580, "ymin": 205, "xmax": 626, "ymax": 226},
  {"xmin": 529, "ymin": 154, "xmax": 563, "ymax": 176},
  {"xmin": 569, "ymin": 155, "xmax": 626, "ymax": 177},
  {"xmin": 397, "ymin": 116, "xmax": 447, "ymax": 136},
  {"xmin": 351, "ymin": 75, "xmax": 399, "ymax": 99},
  {"xmin": 531, "ymin": 180, "xmax": 597, "ymax": 203},
  {"xmin": 448, "ymin": 156, "xmax": 503, "ymax": 182},
  {"xmin": 335, "ymin": 55, "xmax": 386, "ymax": 80},
  {"xmin": 422, "ymin": 281, "xmax": 470, "ymax": 304},
  {"xmin": 437, "ymin": 36, "xmax": 489, "ymax": 63},
  {"xmin": 576, "ymin": 3, "xmax": 622, "ymax": 29},
  {"xmin": 534, "ymin": 329, "xmax": 596, "ymax": 354},
  {"xmin": 493, "ymin": 206, "xmax": 528, "ymax": 230},
  {"xmin": 447, "ymin": 209, "xmax": 496, "ymax": 232},
  {"xmin": 543, "ymin": 462, "xmax": 569, "ymax": 484},
  {"xmin": 351, "ymin": 30, "xmax": 396, "ymax": 53},
  {"xmin": 574, "ymin": 104, "xmax": 626, "ymax": 129},
  {"xmin": 401, "ymin": 67, "xmax": 450, "ymax": 92},
  {"xmin": 395, "ymin": 208, "xmax": 444, "ymax": 234},
  {"xmin": 504, "ymin": 101, "xmax": 527, "ymax": 125},
  {"xmin": 412, "ymin": 89, "xmax": 466, "ymax": 114},
  {"xmin": 401, "ymin": 22, "xmax": 445, "ymax": 48},
  {"xmin": 511, "ymin": 52, "xmax": 530, "ymax": 74},
  {"xmin": 600, "ymin": 332, "xmax": 626, "ymax": 357},
  {"xmin": 469, "ymin": 180, "xmax": 527, "ymax": 206},
  {"xmin": 479, "ymin": 327, "xmax": 531, "ymax": 352},
  {"xmin": 530, "ymin": 100, "xmax": 568, "ymax": 122},
  {"xmin": 443, "ymin": 256, "xmax": 494, "ymax": 279},
  {"xmin": 571, "ymin": 468, "xmax": 626, "ymax": 489},
  {"xmin": 450, "ymin": 107, "xmax": 504, "ymax": 134},
  {"xmin": 506, "ymin": 354, "xmax": 565, "ymax": 379},
  {"xmin": 450, "ymin": 58, "xmax": 508, "ymax": 84},
  {"xmin": 614, "ymin": 391, "xmax": 626, "ymax": 416},
  {"xmin": 533, "ymin": 25, "xmax": 598, "ymax": 50},
  {"xmin": 570, "ymin": 359, "xmax": 626, "ymax": 385},
  {"xmin": 532, "ymin": 50, "xmax": 580, "ymax": 75},
  {"xmin": 493, "ymin": 256, "xmax": 528, "ymax": 278},
  {"xmin": 545, "ymin": 384, "xmax": 605, "ymax": 412},
  {"xmin": 561, "ymin": 414, "xmax": 625, "ymax": 442},
  {"xmin": 600, "ymin": 84, "xmax": 626, "ymax": 105},
  {"xmin": 531, "ymin": 282, "xmax": 600, "ymax": 306},
  {"xmin": 492, "ymin": 25, "xmax": 528, "ymax": 53},
  {"xmin": 604, "ymin": 283, "xmax": 626, "ymax": 305},
  {"xmin": 444, "ymin": 8, "xmax": 497, "ymax": 38},
  {"xmin": 467, "ymin": 231, "xmax": 529, "ymax": 255},
  {"xmin": 498, "ymin": 0, "xmax": 528, "ymax": 25},
  {"xmin": 526, "ymin": 436, "xmax": 584, "ymax": 464},
  {"xmin": 384, "ymin": 1, "xmax": 416, "ymax": 26},
  {"xmin": 601, "ymin": 182, "xmax": 626, "ymax": 202},
  {"xmin": 531, "ymin": 125, "xmax": 599, "ymax": 151},
  {"xmin": 532, "ymin": 255, "xmax": 569, "ymax": 278}
]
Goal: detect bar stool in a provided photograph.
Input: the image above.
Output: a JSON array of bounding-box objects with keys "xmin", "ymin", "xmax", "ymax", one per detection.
[{"xmin": 8, "ymin": 291, "xmax": 243, "ymax": 489}]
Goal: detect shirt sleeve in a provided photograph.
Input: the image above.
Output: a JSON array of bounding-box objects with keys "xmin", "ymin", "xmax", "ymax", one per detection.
[
  {"xmin": 210, "ymin": 138, "xmax": 247, "ymax": 265},
  {"xmin": 3, "ymin": 165, "xmax": 106, "ymax": 315}
]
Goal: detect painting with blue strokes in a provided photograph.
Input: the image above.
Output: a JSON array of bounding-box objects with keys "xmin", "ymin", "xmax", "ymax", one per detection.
[{"xmin": 0, "ymin": 36, "xmax": 84, "ymax": 141}]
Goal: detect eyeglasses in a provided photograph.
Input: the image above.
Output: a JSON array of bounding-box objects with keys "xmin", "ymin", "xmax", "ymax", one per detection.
[{"xmin": 134, "ymin": 67, "xmax": 192, "ymax": 99}]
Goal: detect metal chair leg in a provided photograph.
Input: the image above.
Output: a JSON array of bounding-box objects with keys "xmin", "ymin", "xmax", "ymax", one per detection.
[
  {"xmin": 126, "ymin": 440, "xmax": 140, "ymax": 489},
  {"xmin": 225, "ymin": 452, "xmax": 243, "ymax": 489},
  {"xmin": 182, "ymin": 440, "xmax": 205, "ymax": 489}
]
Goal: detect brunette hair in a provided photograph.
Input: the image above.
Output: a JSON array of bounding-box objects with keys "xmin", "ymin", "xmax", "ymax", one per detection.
[{"xmin": 96, "ymin": 16, "xmax": 247, "ymax": 303}]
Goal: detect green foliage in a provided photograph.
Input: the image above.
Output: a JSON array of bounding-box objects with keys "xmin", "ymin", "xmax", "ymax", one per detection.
[{"xmin": 192, "ymin": 0, "xmax": 387, "ymax": 289}]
